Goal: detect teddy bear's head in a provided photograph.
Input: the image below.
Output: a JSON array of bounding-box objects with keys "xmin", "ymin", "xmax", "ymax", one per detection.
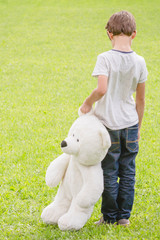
[{"xmin": 61, "ymin": 113, "xmax": 111, "ymax": 166}]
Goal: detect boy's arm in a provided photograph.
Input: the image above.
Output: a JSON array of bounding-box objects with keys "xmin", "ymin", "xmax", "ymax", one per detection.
[
  {"xmin": 136, "ymin": 82, "xmax": 145, "ymax": 141},
  {"xmin": 80, "ymin": 75, "xmax": 108, "ymax": 113}
]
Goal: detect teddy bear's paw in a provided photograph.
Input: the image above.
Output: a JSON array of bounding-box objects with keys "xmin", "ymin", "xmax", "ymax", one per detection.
[
  {"xmin": 45, "ymin": 175, "xmax": 55, "ymax": 187},
  {"xmin": 41, "ymin": 205, "xmax": 59, "ymax": 224},
  {"xmin": 58, "ymin": 214, "xmax": 81, "ymax": 231},
  {"xmin": 45, "ymin": 170, "xmax": 61, "ymax": 187},
  {"xmin": 58, "ymin": 214, "xmax": 71, "ymax": 230},
  {"xmin": 58, "ymin": 211, "xmax": 89, "ymax": 231}
]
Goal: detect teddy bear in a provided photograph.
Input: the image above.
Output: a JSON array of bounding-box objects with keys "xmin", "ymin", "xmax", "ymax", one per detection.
[{"xmin": 41, "ymin": 109, "xmax": 111, "ymax": 230}]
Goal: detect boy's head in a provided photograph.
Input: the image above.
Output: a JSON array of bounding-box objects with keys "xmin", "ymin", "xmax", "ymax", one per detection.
[{"xmin": 105, "ymin": 11, "xmax": 136, "ymax": 36}]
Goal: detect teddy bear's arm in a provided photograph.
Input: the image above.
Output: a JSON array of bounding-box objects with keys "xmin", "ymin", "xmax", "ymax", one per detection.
[
  {"xmin": 76, "ymin": 164, "xmax": 104, "ymax": 208},
  {"xmin": 45, "ymin": 153, "xmax": 70, "ymax": 188}
]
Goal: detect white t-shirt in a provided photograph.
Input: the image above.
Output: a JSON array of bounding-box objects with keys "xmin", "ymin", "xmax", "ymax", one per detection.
[{"xmin": 92, "ymin": 50, "xmax": 148, "ymax": 130}]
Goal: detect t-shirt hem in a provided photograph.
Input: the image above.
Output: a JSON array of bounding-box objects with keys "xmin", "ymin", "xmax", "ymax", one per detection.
[
  {"xmin": 139, "ymin": 78, "xmax": 147, "ymax": 83},
  {"xmin": 101, "ymin": 119, "xmax": 139, "ymax": 130},
  {"xmin": 92, "ymin": 72, "xmax": 108, "ymax": 77}
]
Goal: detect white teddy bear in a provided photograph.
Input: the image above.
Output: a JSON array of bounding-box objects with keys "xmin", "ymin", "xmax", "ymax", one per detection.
[{"xmin": 41, "ymin": 109, "xmax": 111, "ymax": 230}]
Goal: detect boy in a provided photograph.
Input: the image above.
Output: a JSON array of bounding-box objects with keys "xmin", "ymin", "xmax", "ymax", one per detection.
[{"xmin": 80, "ymin": 11, "xmax": 148, "ymax": 226}]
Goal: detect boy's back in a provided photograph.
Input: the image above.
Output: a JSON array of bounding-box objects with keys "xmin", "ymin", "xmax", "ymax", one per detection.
[{"xmin": 92, "ymin": 50, "xmax": 148, "ymax": 129}]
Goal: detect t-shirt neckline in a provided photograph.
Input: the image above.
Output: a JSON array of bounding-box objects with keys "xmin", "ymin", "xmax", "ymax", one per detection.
[{"xmin": 111, "ymin": 49, "xmax": 134, "ymax": 54}]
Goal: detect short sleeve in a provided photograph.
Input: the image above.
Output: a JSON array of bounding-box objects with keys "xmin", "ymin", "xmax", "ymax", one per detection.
[
  {"xmin": 139, "ymin": 58, "xmax": 148, "ymax": 83},
  {"xmin": 92, "ymin": 54, "xmax": 109, "ymax": 77}
]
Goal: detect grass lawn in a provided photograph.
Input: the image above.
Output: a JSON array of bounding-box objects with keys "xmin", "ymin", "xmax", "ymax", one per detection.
[{"xmin": 0, "ymin": 0, "xmax": 160, "ymax": 239}]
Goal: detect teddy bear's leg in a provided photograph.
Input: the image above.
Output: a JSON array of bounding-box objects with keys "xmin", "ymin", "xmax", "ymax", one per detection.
[
  {"xmin": 58, "ymin": 198, "xmax": 93, "ymax": 230},
  {"xmin": 41, "ymin": 187, "xmax": 71, "ymax": 224},
  {"xmin": 76, "ymin": 164, "xmax": 104, "ymax": 209}
]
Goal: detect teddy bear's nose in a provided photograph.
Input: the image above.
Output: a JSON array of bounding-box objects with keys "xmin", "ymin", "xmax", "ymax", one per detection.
[{"xmin": 61, "ymin": 140, "xmax": 67, "ymax": 148}]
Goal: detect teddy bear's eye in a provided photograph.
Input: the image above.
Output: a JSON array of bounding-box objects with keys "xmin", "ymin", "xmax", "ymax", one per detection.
[
  {"xmin": 73, "ymin": 134, "xmax": 74, "ymax": 137},
  {"xmin": 77, "ymin": 139, "xmax": 79, "ymax": 142}
]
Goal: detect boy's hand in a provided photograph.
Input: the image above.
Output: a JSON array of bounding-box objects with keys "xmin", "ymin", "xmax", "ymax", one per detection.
[{"xmin": 80, "ymin": 102, "xmax": 92, "ymax": 114}]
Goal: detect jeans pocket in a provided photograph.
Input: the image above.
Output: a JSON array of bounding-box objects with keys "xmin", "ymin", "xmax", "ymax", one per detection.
[
  {"xmin": 108, "ymin": 130, "xmax": 120, "ymax": 153},
  {"xmin": 109, "ymin": 143, "xmax": 120, "ymax": 152},
  {"xmin": 126, "ymin": 124, "xmax": 139, "ymax": 152}
]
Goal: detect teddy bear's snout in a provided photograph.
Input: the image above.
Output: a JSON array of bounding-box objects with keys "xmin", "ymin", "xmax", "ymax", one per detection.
[{"xmin": 61, "ymin": 140, "xmax": 67, "ymax": 148}]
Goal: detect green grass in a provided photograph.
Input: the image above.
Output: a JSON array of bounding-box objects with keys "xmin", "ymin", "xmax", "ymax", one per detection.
[{"xmin": 0, "ymin": 0, "xmax": 160, "ymax": 239}]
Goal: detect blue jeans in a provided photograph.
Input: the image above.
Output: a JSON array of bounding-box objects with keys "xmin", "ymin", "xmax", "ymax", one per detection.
[{"xmin": 101, "ymin": 124, "xmax": 139, "ymax": 223}]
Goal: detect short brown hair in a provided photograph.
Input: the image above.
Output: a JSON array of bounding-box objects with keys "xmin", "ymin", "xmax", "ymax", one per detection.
[{"xmin": 105, "ymin": 11, "xmax": 136, "ymax": 36}]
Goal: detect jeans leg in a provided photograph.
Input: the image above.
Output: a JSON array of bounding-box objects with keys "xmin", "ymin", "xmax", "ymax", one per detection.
[
  {"xmin": 117, "ymin": 124, "xmax": 139, "ymax": 220},
  {"xmin": 101, "ymin": 129, "xmax": 121, "ymax": 224}
]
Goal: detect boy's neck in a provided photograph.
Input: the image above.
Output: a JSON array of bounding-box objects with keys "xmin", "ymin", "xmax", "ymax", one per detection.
[{"xmin": 111, "ymin": 35, "xmax": 133, "ymax": 52}]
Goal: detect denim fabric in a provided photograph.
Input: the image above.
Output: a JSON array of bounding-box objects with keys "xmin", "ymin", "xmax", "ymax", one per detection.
[{"xmin": 101, "ymin": 124, "xmax": 139, "ymax": 223}]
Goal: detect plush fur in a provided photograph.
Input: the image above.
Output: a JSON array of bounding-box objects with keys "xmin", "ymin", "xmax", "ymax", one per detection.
[{"xmin": 41, "ymin": 109, "xmax": 111, "ymax": 230}]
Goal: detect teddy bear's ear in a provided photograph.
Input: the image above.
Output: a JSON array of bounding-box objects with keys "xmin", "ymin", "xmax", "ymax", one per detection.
[
  {"xmin": 78, "ymin": 107, "xmax": 94, "ymax": 117},
  {"xmin": 100, "ymin": 128, "xmax": 111, "ymax": 150}
]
